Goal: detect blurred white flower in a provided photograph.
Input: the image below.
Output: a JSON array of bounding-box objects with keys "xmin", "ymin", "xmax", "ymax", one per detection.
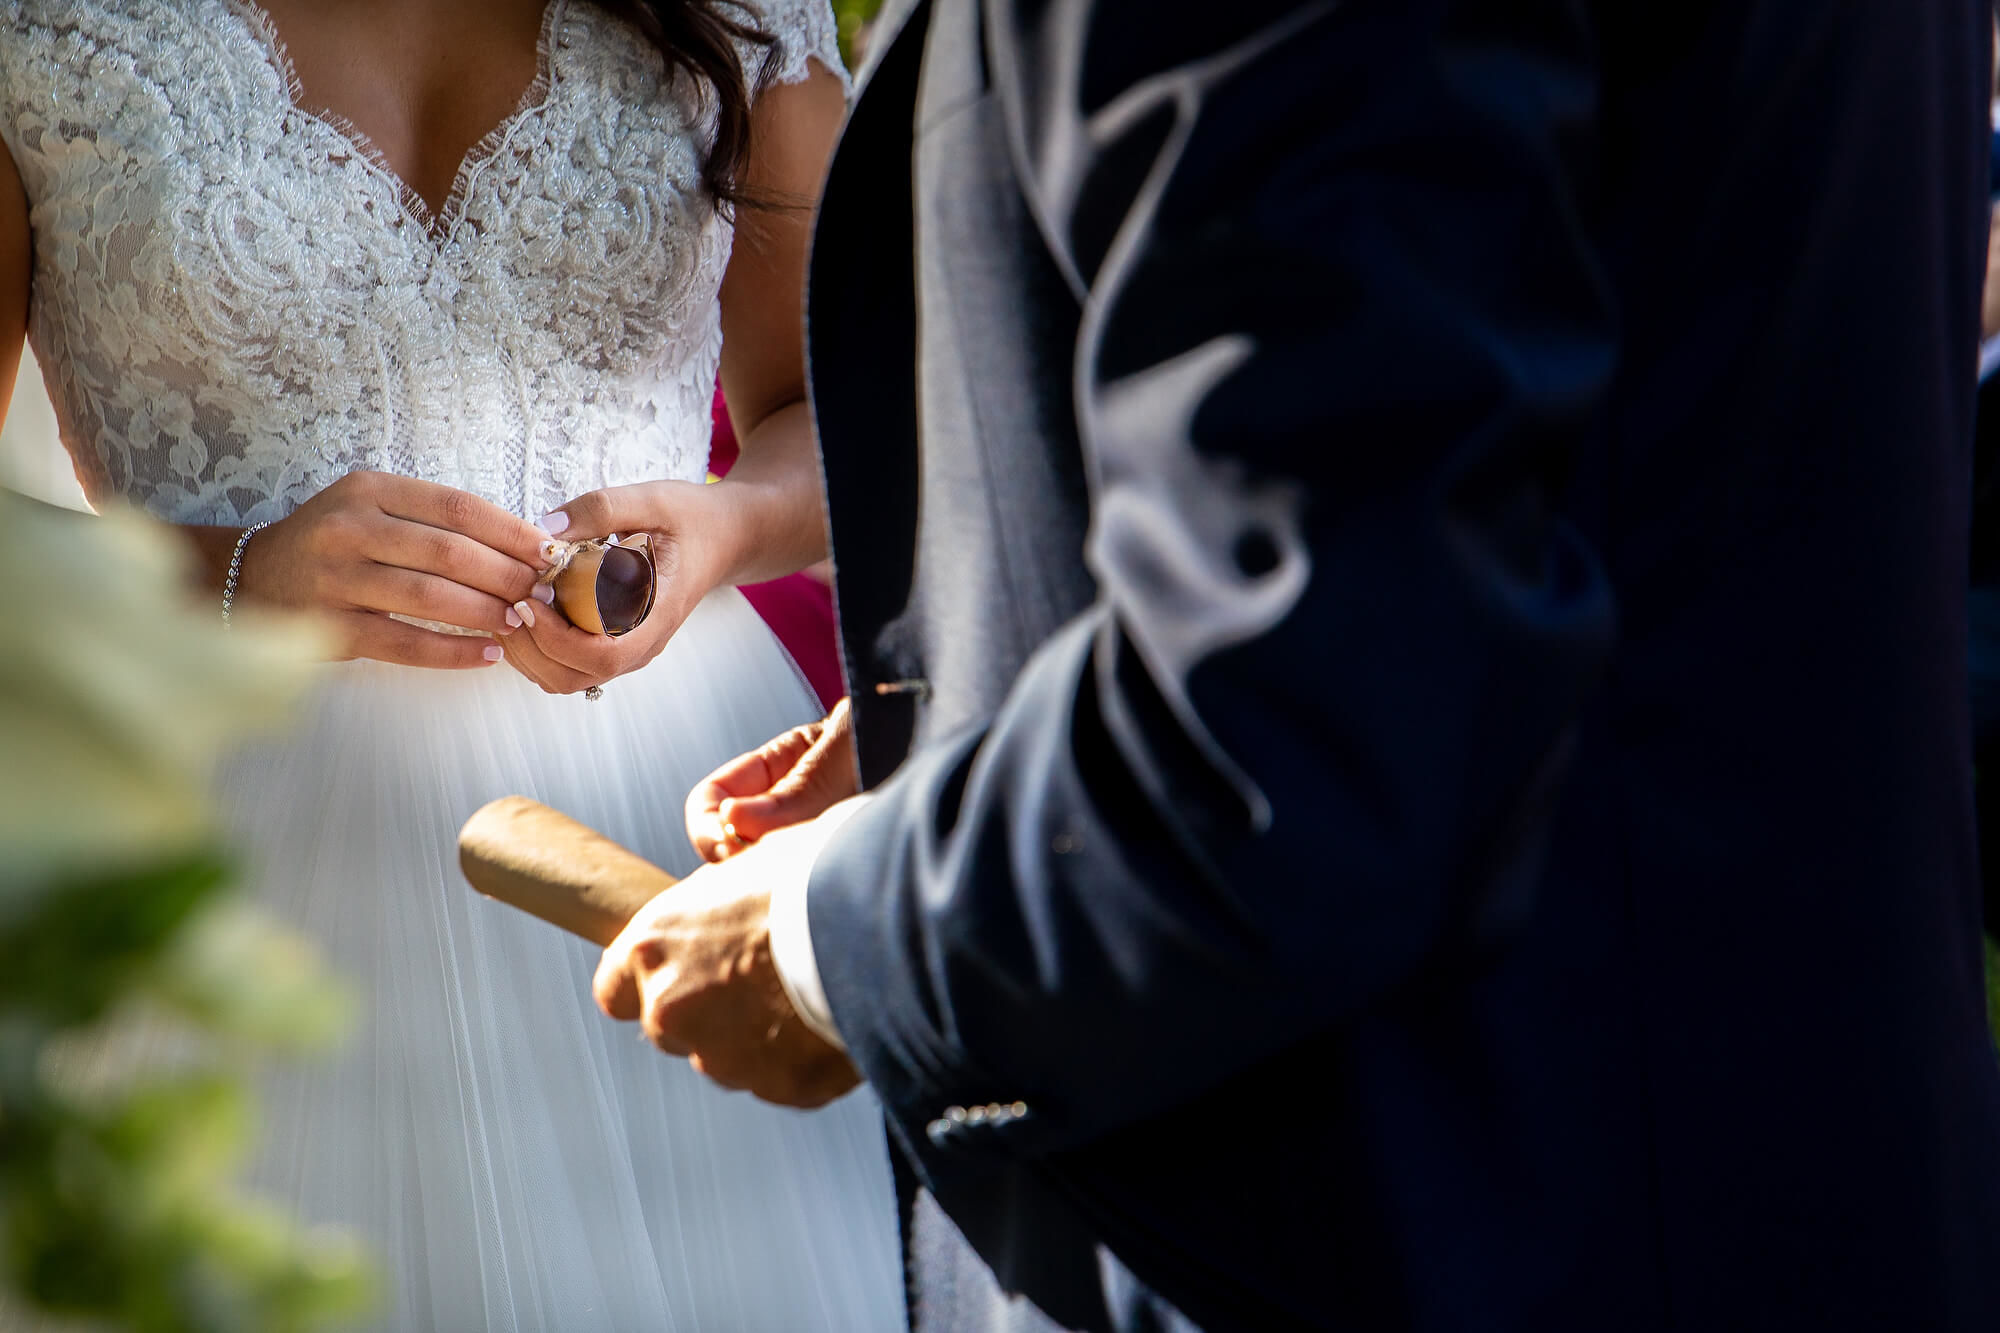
[{"xmin": 0, "ymin": 487, "xmax": 329, "ymax": 897}]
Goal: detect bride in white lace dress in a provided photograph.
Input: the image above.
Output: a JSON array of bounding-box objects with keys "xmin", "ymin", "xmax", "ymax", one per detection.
[{"xmin": 0, "ymin": 1, "xmax": 903, "ymax": 1328}]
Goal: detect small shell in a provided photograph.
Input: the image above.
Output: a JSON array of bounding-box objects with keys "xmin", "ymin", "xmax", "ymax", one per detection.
[{"xmin": 552, "ymin": 534, "xmax": 655, "ymax": 637}]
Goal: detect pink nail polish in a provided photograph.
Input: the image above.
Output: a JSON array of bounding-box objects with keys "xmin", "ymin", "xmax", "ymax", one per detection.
[
  {"xmin": 505, "ymin": 606, "xmax": 523, "ymax": 629},
  {"xmin": 513, "ymin": 598, "xmax": 537, "ymax": 628},
  {"xmin": 482, "ymin": 644, "xmax": 505, "ymax": 663},
  {"xmin": 531, "ymin": 583, "xmax": 556, "ymax": 605},
  {"xmin": 540, "ymin": 510, "xmax": 570, "ymax": 536}
]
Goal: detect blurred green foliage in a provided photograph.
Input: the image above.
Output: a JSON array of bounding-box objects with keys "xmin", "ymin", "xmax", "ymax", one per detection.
[
  {"xmin": 833, "ymin": 0, "xmax": 885, "ymax": 66},
  {"xmin": 1987, "ymin": 936, "xmax": 1999, "ymax": 1053},
  {"xmin": 0, "ymin": 491, "xmax": 369, "ymax": 1332}
]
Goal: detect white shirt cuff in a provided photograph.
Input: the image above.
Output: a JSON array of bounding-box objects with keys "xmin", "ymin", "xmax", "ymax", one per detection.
[{"xmin": 766, "ymin": 795, "xmax": 872, "ymax": 1053}]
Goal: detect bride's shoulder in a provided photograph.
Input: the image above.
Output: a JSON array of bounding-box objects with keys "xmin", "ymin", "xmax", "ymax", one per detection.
[
  {"xmin": 570, "ymin": 0, "xmax": 846, "ymax": 99},
  {"xmin": 2, "ymin": 0, "xmax": 200, "ymax": 70},
  {"xmin": 0, "ymin": 0, "xmax": 238, "ymax": 174},
  {"xmin": 3, "ymin": 0, "xmax": 162, "ymax": 35},
  {"xmin": 0, "ymin": 0, "xmax": 218, "ymax": 107},
  {"xmin": 556, "ymin": 0, "xmax": 847, "ymax": 118},
  {"xmin": 744, "ymin": 0, "xmax": 850, "ymax": 95}
]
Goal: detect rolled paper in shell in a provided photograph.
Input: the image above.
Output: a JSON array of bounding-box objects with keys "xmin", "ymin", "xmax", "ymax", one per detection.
[
  {"xmin": 545, "ymin": 533, "xmax": 656, "ymax": 637},
  {"xmin": 458, "ymin": 795, "xmax": 674, "ymax": 946}
]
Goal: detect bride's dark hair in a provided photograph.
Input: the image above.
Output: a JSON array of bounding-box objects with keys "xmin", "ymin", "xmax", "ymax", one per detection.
[{"xmin": 590, "ymin": 0, "xmax": 779, "ymax": 209}]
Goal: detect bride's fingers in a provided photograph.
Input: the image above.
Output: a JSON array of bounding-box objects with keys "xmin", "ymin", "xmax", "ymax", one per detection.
[
  {"xmin": 500, "ymin": 616, "xmax": 598, "ymax": 694},
  {"xmin": 539, "ymin": 481, "xmax": 671, "ymax": 543},
  {"xmin": 369, "ymin": 514, "xmax": 545, "ymax": 605},
  {"xmin": 364, "ymin": 472, "xmax": 554, "ymax": 571},
  {"xmin": 519, "ymin": 606, "xmax": 631, "ymax": 678},
  {"xmin": 335, "ymin": 611, "xmax": 505, "ymax": 671},
  {"xmin": 496, "ymin": 635, "xmax": 556, "ymax": 692},
  {"xmin": 346, "ymin": 563, "xmax": 525, "ymax": 636}
]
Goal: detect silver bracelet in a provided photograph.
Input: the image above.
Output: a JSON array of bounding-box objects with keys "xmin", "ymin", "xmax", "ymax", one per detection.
[{"xmin": 221, "ymin": 521, "xmax": 270, "ymax": 628}]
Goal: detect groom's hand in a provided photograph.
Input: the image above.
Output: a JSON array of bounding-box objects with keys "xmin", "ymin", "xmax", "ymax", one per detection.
[
  {"xmin": 591, "ymin": 831, "xmax": 861, "ymax": 1109},
  {"xmin": 685, "ymin": 697, "xmax": 857, "ymax": 862}
]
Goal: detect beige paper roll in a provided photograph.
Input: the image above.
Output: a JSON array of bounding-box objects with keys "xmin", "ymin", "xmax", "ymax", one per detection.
[{"xmin": 458, "ymin": 795, "xmax": 675, "ymax": 947}]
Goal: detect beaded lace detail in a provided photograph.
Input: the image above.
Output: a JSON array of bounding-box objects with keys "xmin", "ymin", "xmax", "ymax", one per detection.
[{"xmin": 0, "ymin": 0, "xmax": 847, "ymax": 526}]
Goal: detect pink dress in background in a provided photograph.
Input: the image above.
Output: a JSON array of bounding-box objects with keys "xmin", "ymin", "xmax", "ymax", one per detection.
[{"xmin": 710, "ymin": 387, "xmax": 844, "ymax": 710}]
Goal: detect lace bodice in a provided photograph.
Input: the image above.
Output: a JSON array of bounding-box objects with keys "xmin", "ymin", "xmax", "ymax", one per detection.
[{"xmin": 0, "ymin": 0, "xmax": 845, "ymax": 526}]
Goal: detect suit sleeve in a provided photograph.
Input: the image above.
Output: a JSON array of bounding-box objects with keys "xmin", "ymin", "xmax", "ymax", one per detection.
[{"xmin": 809, "ymin": 0, "xmax": 1618, "ymax": 1154}]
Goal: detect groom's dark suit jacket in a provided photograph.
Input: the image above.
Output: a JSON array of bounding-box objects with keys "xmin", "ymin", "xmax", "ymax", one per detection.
[{"xmin": 801, "ymin": 0, "xmax": 2000, "ymax": 1328}]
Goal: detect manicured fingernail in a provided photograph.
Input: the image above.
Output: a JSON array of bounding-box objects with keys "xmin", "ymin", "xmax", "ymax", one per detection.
[
  {"xmin": 482, "ymin": 644, "xmax": 505, "ymax": 663},
  {"xmin": 512, "ymin": 599, "xmax": 536, "ymax": 628},
  {"xmin": 531, "ymin": 583, "xmax": 556, "ymax": 605},
  {"xmin": 539, "ymin": 511, "xmax": 570, "ymax": 536},
  {"xmin": 505, "ymin": 605, "xmax": 523, "ymax": 629}
]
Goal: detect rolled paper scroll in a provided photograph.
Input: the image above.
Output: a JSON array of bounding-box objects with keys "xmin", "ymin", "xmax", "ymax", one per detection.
[
  {"xmin": 540, "ymin": 534, "xmax": 656, "ymax": 637},
  {"xmin": 458, "ymin": 795, "xmax": 675, "ymax": 946}
]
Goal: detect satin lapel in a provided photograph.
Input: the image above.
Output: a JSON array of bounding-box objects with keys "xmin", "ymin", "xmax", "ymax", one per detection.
[
  {"xmin": 853, "ymin": 0, "xmax": 929, "ymax": 93},
  {"xmin": 806, "ymin": 0, "xmax": 932, "ymax": 784},
  {"xmin": 981, "ymin": 0, "xmax": 1090, "ymax": 303}
]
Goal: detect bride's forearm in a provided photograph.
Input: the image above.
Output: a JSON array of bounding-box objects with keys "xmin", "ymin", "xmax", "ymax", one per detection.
[
  {"xmin": 149, "ymin": 517, "xmax": 268, "ymax": 601},
  {"xmin": 700, "ymin": 399, "xmax": 829, "ymax": 588},
  {"xmin": 181, "ymin": 523, "xmax": 256, "ymax": 596},
  {"xmin": 111, "ymin": 513, "xmax": 260, "ymax": 601}
]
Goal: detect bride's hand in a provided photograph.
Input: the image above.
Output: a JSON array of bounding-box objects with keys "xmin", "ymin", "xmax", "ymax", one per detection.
[
  {"xmin": 237, "ymin": 471, "xmax": 551, "ymax": 668},
  {"xmin": 684, "ymin": 699, "xmax": 856, "ymax": 863},
  {"xmin": 500, "ymin": 480, "xmax": 732, "ymax": 694}
]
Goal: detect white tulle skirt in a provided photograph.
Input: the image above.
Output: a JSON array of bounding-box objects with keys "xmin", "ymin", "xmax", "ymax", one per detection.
[{"xmin": 215, "ymin": 592, "xmax": 903, "ymax": 1333}]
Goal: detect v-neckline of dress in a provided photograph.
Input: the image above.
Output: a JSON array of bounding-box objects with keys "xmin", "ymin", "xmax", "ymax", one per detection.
[{"xmin": 226, "ymin": 0, "xmax": 566, "ymax": 246}]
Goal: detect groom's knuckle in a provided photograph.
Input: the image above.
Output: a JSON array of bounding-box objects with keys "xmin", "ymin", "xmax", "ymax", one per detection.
[
  {"xmin": 700, "ymin": 1055, "xmax": 748, "ymax": 1091},
  {"xmin": 644, "ymin": 991, "xmax": 677, "ymax": 1040},
  {"xmin": 591, "ymin": 970, "xmax": 627, "ymax": 1019}
]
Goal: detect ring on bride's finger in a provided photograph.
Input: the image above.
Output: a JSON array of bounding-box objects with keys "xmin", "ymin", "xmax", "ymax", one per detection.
[{"xmin": 584, "ymin": 685, "xmax": 604, "ymax": 702}]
